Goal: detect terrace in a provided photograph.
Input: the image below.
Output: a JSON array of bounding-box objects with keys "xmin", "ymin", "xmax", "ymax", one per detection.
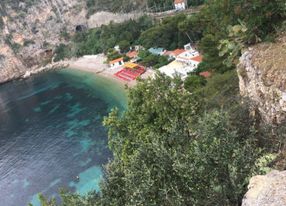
[{"xmin": 114, "ymin": 62, "xmax": 145, "ymax": 82}]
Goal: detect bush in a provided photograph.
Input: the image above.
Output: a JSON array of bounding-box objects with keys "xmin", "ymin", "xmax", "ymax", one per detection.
[
  {"xmin": 184, "ymin": 74, "xmax": 207, "ymax": 92},
  {"xmin": 53, "ymin": 44, "xmax": 72, "ymax": 62}
]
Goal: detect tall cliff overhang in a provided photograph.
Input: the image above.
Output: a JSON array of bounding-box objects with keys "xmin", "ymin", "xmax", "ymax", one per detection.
[{"xmin": 237, "ymin": 34, "xmax": 286, "ymax": 125}]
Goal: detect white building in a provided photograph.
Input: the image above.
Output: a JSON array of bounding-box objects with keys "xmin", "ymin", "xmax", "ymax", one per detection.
[
  {"xmin": 176, "ymin": 44, "xmax": 201, "ymax": 66},
  {"xmin": 109, "ymin": 57, "xmax": 124, "ymax": 69},
  {"xmin": 159, "ymin": 60, "xmax": 196, "ymax": 80},
  {"xmin": 174, "ymin": 0, "xmax": 187, "ymax": 10},
  {"xmin": 114, "ymin": 45, "xmax": 121, "ymax": 53},
  {"xmin": 159, "ymin": 43, "xmax": 203, "ymax": 79}
]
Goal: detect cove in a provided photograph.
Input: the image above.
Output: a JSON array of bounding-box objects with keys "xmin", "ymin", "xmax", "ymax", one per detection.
[{"xmin": 0, "ymin": 68, "xmax": 127, "ymax": 206}]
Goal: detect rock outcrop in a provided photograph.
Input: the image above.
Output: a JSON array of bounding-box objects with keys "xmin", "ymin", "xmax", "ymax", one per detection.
[
  {"xmin": 0, "ymin": 0, "xmax": 87, "ymax": 83},
  {"xmin": 242, "ymin": 170, "xmax": 286, "ymax": 206},
  {"xmin": 237, "ymin": 34, "xmax": 286, "ymax": 124}
]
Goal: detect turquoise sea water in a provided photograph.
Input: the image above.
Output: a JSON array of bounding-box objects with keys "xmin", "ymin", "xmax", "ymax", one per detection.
[{"xmin": 0, "ymin": 69, "xmax": 127, "ymax": 206}]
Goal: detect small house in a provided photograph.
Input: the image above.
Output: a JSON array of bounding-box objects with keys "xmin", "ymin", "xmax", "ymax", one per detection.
[
  {"xmin": 164, "ymin": 49, "xmax": 185, "ymax": 60},
  {"xmin": 126, "ymin": 50, "xmax": 141, "ymax": 63},
  {"xmin": 159, "ymin": 60, "xmax": 195, "ymax": 80},
  {"xmin": 189, "ymin": 55, "xmax": 203, "ymax": 67},
  {"xmin": 126, "ymin": 51, "xmax": 138, "ymax": 59},
  {"xmin": 184, "ymin": 43, "xmax": 193, "ymax": 51},
  {"xmin": 176, "ymin": 50, "xmax": 200, "ymax": 65},
  {"xmin": 114, "ymin": 45, "xmax": 121, "ymax": 53},
  {"xmin": 174, "ymin": 0, "xmax": 187, "ymax": 10},
  {"xmin": 109, "ymin": 57, "xmax": 124, "ymax": 68}
]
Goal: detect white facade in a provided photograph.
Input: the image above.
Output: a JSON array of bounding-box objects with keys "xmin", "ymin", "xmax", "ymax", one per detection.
[
  {"xmin": 110, "ymin": 59, "xmax": 124, "ymax": 69},
  {"xmin": 114, "ymin": 45, "xmax": 121, "ymax": 53},
  {"xmin": 159, "ymin": 43, "xmax": 202, "ymax": 79},
  {"xmin": 176, "ymin": 50, "xmax": 199, "ymax": 65},
  {"xmin": 184, "ymin": 43, "xmax": 193, "ymax": 51},
  {"xmin": 159, "ymin": 60, "xmax": 196, "ymax": 79},
  {"xmin": 174, "ymin": 1, "xmax": 186, "ymax": 10}
]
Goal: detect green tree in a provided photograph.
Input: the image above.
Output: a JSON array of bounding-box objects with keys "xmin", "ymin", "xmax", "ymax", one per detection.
[
  {"xmin": 102, "ymin": 77, "xmax": 261, "ymax": 205},
  {"xmin": 106, "ymin": 49, "xmax": 122, "ymax": 61},
  {"xmin": 118, "ymin": 40, "xmax": 130, "ymax": 53},
  {"xmin": 139, "ymin": 14, "xmax": 190, "ymax": 50},
  {"xmin": 53, "ymin": 44, "xmax": 71, "ymax": 62},
  {"xmin": 184, "ymin": 74, "xmax": 207, "ymax": 92}
]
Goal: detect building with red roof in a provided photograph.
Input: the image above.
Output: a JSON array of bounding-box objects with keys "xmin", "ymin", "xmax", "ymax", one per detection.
[
  {"xmin": 126, "ymin": 51, "xmax": 138, "ymax": 59},
  {"xmin": 164, "ymin": 49, "xmax": 185, "ymax": 59},
  {"xmin": 109, "ymin": 57, "xmax": 124, "ymax": 68},
  {"xmin": 191, "ymin": 55, "xmax": 203, "ymax": 63},
  {"xmin": 174, "ymin": 0, "xmax": 187, "ymax": 10},
  {"xmin": 173, "ymin": 49, "xmax": 185, "ymax": 56}
]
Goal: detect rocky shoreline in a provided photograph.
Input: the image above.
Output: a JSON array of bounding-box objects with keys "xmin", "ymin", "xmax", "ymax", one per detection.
[{"xmin": 0, "ymin": 61, "xmax": 70, "ymax": 86}]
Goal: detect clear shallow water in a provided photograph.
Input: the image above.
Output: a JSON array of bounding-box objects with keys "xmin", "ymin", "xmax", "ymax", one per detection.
[{"xmin": 0, "ymin": 69, "xmax": 127, "ymax": 206}]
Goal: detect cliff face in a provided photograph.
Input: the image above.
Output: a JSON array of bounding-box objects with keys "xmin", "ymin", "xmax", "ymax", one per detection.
[
  {"xmin": 0, "ymin": 0, "xmax": 143, "ymax": 84},
  {"xmin": 242, "ymin": 170, "xmax": 286, "ymax": 206},
  {"xmin": 237, "ymin": 34, "xmax": 286, "ymax": 125},
  {"xmin": 0, "ymin": 0, "xmax": 88, "ymax": 83}
]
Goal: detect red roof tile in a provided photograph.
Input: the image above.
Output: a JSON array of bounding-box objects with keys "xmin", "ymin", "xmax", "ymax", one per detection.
[
  {"xmin": 191, "ymin": 55, "xmax": 203, "ymax": 63},
  {"xmin": 110, "ymin": 57, "xmax": 124, "ymax": 64},
  {"xmin": 163, "ymin": 49, "xmax": 185, "ymax": 57},
  {"xmin": 174, "ymin": 0, "xmax": 185, "ymax": 4},
  {"xmin": 126, "ymin": 51, "xmax": 138, "ymax": 58},
  {"xmin": 163, "ymin": 50, "xmax": 172, "ymax": 56},
  {"xmin": 172, "ymin": 49, "xmax": 185, "ymax": 56}
]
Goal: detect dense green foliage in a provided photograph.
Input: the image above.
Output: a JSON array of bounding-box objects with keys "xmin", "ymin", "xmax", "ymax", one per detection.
[
  {"xmin": 75, "ymin": 16, "xmax": 153, "ymax": 56},
  {"xmin": 138, "ymin": 50, "xmax": 169, "ymax": 68},
  {"xmin": 53, "ymin": 16, "xmax": 153, "ymax": 61},
  {"xmin": 139, "ymin": 14, "xmax": 191, "ymax": 50},
  {"xmin": 184, "ymin": 74, "xmax": 206, "ymax": 91},
  {"xmin": 53, "ymin": 44, "xmax": 72, "ymax": 62}
]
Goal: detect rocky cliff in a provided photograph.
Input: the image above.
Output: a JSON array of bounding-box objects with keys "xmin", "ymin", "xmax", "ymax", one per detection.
[
  {"xmin": 0, "ymin": 0, "xmax": 88, "ymax": 83},
  {"xmin": 0, "ymin": 0, "xmax": 142, "ymax": 84},
  {"xmin": 237, "ymin": 34, "xmax": 286, "ymax": 125},
  {"xmin": 242, "ymin": 170, "xmax": 286, "ymax": 206}
]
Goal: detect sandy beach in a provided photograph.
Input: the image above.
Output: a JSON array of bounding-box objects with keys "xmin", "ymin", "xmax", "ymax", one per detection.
[
  {"xmin": 69, "ymin": 54, "xmax": 134, "ymax": 87},
  {"xmin": 68, "ymin": 54, "xmax": 155, "ymax": 88}
]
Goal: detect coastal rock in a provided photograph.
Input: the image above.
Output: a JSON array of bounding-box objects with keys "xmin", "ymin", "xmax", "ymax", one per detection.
[
  {"xmin": 23, "ymin": 71, "xmax": 31, "ymax": 78},
  {"xmin": 237, "ymin": 34, "xmax": 286, "ymax": 124},
  {"xmin": 242, "ymin": 170, "xmax": 286, "ymax": 206}
]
